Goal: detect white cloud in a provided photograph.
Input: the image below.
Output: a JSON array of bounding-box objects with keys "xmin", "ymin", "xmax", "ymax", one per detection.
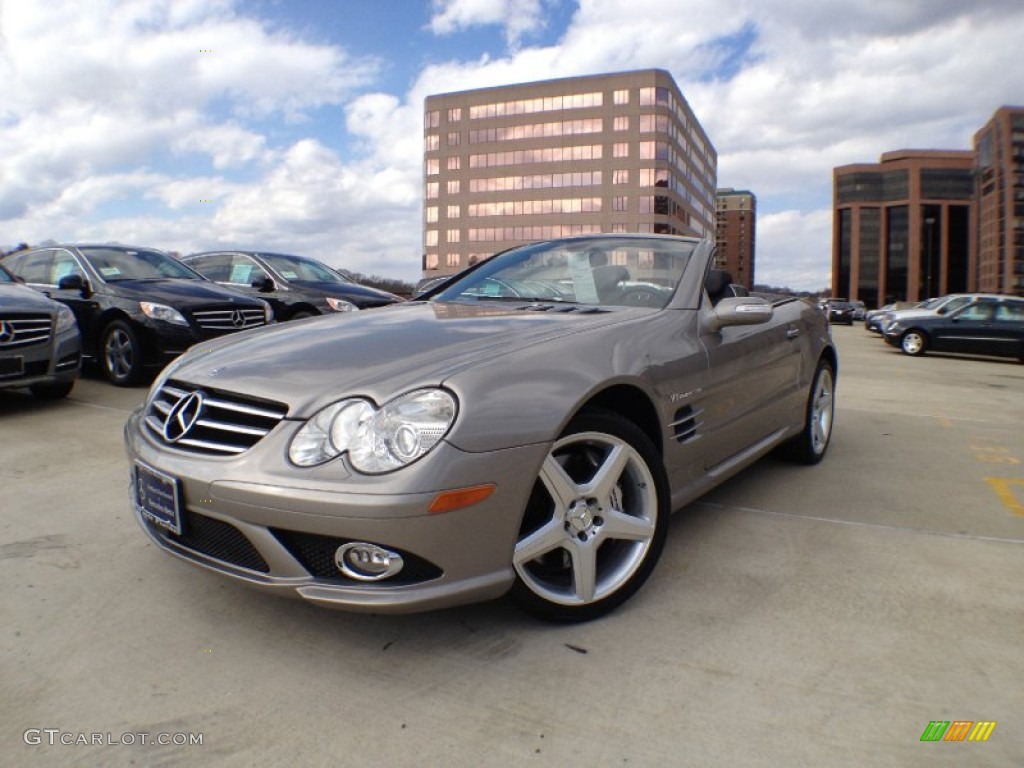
[
  {"xmin": 429, "ymin": 0, "xmax": 549, "ymax": 46},
  {"xmin": 755, "ymin": 209, "xmax": 833, "ymax": 291}
]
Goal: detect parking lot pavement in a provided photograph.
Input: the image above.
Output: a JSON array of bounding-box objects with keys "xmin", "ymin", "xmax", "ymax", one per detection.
[{"xmin": 2, "ymin": 331, "xmax": 1022, "ymax": 767}]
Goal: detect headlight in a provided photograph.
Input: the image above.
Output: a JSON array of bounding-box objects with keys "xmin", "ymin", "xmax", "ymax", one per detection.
[
  {"xmin": 289, "ymin": 388, "xmax": 457, "ymax": 473},
  {"xmin": 260, "ymin": 300, "xmax": 274, "ymax": 323},
  {"xmin": 140, "ymin": 301, "xmax": 188, "ymax": 326},
  {"xmin": 326, "ymin": 297, "xmax": 359, "ymax": 312},
  {"xmin": 55, "ymin": 305, "xmax": 78, "ymax": 334}
]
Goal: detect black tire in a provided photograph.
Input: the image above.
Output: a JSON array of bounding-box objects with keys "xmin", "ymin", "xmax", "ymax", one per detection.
[
  {"xmin": 900, "ymin": 330, "xmax": 927, "ymax": 356},
  {"xmin": 101, "ymin": 320, "xmax": 145, "ymax": 386},
  {"xmin": 510, "ymin": 409, "xmax": 669, "ymax": 622},
  {"xmin": 781, "ymin": 358, "xmax": 835, "ymax": 465},
  {"xmin": 29, "ymin": 380, "xmax": 74, "ymax": 400}
]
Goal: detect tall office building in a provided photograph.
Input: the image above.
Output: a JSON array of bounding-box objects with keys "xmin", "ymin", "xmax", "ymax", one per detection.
[
  {"xmin": 715, "ymin": 188, "xmax": 756, "ymax": 289},
  {"xmin": 422, "ymin": 69, "xmax": 717, "ymax": 276},
  {"xmin": 973, "ymin": 106, "xmax": 1024, "ymax": 296},
  {"xmin": 832, "ymin": 150, "xmax": 975, "ymax": 307}
]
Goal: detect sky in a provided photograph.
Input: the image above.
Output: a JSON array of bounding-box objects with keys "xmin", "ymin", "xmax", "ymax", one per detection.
[{"xmin": 1, "ymin": 0, "xmax": 1022, "ymax": 290}]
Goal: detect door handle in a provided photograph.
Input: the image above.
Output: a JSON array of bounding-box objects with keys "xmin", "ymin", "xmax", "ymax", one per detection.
[{"xmin": 786, "ymin": 327, "xmax": 801, "ymax": 339}]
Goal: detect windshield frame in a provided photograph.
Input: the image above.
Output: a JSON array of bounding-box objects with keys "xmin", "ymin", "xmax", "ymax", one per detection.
[
  {"xmin": 258, "ymin": 252, "xmax": 349, "ymax": 284},
  {"xmin": 78, "ymin": 247, "xmax": 204, "ymax": 283}
]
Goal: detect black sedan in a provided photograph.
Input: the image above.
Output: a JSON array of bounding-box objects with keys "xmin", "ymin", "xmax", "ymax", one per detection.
[
  {"xmin": 0, "ymin": 263, "xmax": 81, "ymax": 398},
  {"xmin": 884, "ymin": 296, "xmax": 1024, "ymax": 360},
  {"xmin": 825, "ymin": 299, "xmax": 856, "ymax": 325},
  {"xmin": 180, "ymin": 251, "xmax": 403, "ymax": 320},
  {"xmin": 0, "ymin": 245, "xmax": 272, "ymax": 385}
]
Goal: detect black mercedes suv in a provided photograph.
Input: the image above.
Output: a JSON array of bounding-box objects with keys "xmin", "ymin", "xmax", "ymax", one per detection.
[{"xmin": 0, "ymin": 245, "xmax": 272, "ymax": 385}]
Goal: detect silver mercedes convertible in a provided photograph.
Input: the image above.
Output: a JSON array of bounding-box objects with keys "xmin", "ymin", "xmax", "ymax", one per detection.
[{"xmin": 124, "ymin": 234, "xmax": 836, "ymax": 621}]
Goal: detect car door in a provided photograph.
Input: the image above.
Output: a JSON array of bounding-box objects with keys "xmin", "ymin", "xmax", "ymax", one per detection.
[
  {"xmin": 698, "ymin": 297, "xmax": 803, "ymax": 471},
  {"xmin": 990, "ymin": 299, "xmax": 1024, "ymax": 358},
  {"xmin": 47, "ymin": 248, "xmax": 101, "ymax": 347},
  {"xmin": 929, "ymin": 300, "xmax": 998, "ymax": 355}
]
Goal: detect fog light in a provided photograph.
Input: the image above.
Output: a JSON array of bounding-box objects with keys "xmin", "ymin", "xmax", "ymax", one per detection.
[{"xmin": 335, "ymin": 542, "xmax": 404, "ymax": 581}]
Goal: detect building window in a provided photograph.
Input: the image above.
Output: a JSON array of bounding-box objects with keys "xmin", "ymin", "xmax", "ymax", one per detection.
[
  {"xmin": 613, "ymin": 197, "xmax": 628, "ymax": 212},
  {"xmin": 447, "ymin": 156, "xmax": 460, "ymax": 170},
  {"xmin": 613, "ymin": 116, "xmax": 629, "ymax": 131},
  {"xmin": 447, "ymin": 180, "xmax": 460, "ymax": 194},
  {"xmin": 426, "ymin": 110, "xmax": 439, "ymax": 129},
  {"xmin": 447, "ymin": 108, "xmax": 462, "ymax": 122},
  {"xmin": 468, "ymin": 92, "xmax": 603, "ymax": 119},
  {"xmin": 425, "ymin": 206, "xmax": 438, "ymax": 223},
  {"xmin": 425, "ymin": 253, "xmax": 439, "ymax": 270},
  {"xmin": 425, "ymin": 182, "xmax": 439, "ymax": 199},
  {"xmin": 613, "ymin": 169, "xmax": 630, "ymax": 185},
  {"xmin": 447, "ymin": 132, "xmax": 460, "ymax": 147},
  {"xmin": 446, "ymin": 253, "xmax": 461, "ymax": 268},
  {"xmin": 613, "ymin": 89, "xmax": 629, "ymax": 105},
  {"xmin": 447, "ymin": 229, "xmax": 460, "ymax": 243},
  {"xmin": 425, "ymin": 134, "xmax": 439, "ymax": 151},
  {"xmin": 425, "ymin": 230, "xmax": 438, "ymax": 247},
  {"xmin": 425, "ymin": 158, "xmax": 439, "ymax": 175},
  {"xmin": 447, "ymin": 205, "xmax": 461, "ymax": 218},
  {"xmin": 613, "ymin": 143, "xmax": 629, "ymax": 158},
  {"xmin": 611, "ymin": 223, "xmax": 627, "ymax": 233}
]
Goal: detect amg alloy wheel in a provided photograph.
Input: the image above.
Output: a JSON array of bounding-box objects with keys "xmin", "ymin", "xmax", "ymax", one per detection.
[
  {"xmin": 511, "ymin": 410, "xmax": 669, "ymax": 622},
  {"xmin": 782, "ymin": 358, "xmax": 835, "ymax": 465}
]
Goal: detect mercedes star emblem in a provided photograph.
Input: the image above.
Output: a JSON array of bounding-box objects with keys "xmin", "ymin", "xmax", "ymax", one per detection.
[{"xmin": 163, "ymin": 391, "xmax": 205, "ymax": 443}]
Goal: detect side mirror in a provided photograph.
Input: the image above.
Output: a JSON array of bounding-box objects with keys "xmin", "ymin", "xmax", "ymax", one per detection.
[
  {"xmin": 707, "ymin": 296, "xmax": 773, "ymax": 332},
  {"xmin": 251, "ymin": 276, "xmax": 275, "ymax": 292},
  {"xmin": 58, "ymin": 274, "xmax": 91, "ymax": 297}
]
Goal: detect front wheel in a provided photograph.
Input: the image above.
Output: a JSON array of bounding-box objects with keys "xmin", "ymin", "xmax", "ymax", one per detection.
[
  {"xmin": 781, "ymin": 358, "xmax": 835, "ymax": 465},
  {"xmin": 510, "ymin": 410, "xmax": 669, "ymax": 622},
  {"xmin": 101, "ymin": 320, "xmax": 145, "ymax": 386},
  {"xmin": 900, "ymin": 330, "xmax": 927, "ymax": 356}
]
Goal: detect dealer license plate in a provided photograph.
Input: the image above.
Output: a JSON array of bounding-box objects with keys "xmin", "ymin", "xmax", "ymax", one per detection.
[
  {"xmin": 134, "ymin": 462, "xmax": 183, "ymax": 535},
  {"xmin": 0, "ymin": 356, "xmax": 24, "ymax": 379}
]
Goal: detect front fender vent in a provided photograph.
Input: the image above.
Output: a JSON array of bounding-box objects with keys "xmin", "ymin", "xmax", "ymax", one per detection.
[{"xmin": 669, "ymin": 405, "xmax": 702, "ymax": 443}]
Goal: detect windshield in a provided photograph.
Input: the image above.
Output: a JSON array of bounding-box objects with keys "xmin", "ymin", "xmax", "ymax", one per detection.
[
  {"xmin": 259, "ymin": 253, "xmax": 347, "ymax": 283},
  {"xmin": 0, "ymin": 264, "xmax": 13, "ymax": 283},
  {"xmin": 433, "ymin": 236, "xmax": 697, "ymax": 309},
  {"xmin": 80, "ymin": 247, "xmax": 202, "ymax": 281}
]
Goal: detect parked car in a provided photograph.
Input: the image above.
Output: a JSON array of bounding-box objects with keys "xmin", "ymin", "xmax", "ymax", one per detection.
[
  {"xmin": 877, "ymin": 294, "xmax": 999, "ymax": 337},
  {"xmin": 864, "ymin": 301, "xmax": 915, "ymax": 333},
  {"xmin": 0, "ymin": 263, "xmax": 81, "ymax": 399},
  {"xmin": 883, "ymin": 295, "xmax": 1024, "ymax": 359},
  {"xmin": 180, "ymin": 251, "xmax": 403, "ymax": 320},
  {"xmin": 825, "ymin": 299, "xmax": 855, "ymax": 325},
  {"xmin": 0, "ymin": 245, "xmax": 272, "ymax": 386},
  {"xmin": 850, "ymin": 300, "xmax": 867, "ymax": 321},
  {"xmin": 124, "ymin": 234, "xmax": 836, "ymax": 622}
]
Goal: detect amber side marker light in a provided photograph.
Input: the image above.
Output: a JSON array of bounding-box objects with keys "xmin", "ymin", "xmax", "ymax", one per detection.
[{"xmin": 428, "ymin": 484, "xmax": 496, "ymax": 514}]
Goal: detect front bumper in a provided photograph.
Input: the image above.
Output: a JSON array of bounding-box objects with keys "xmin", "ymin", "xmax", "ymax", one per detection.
[
  {"xmin": 0, "ymin": 325, "xmax": 80, "ymax": 391},
  {"xmin": 124, "ymin": 407, "xmax": 550, "ymax": 613}
]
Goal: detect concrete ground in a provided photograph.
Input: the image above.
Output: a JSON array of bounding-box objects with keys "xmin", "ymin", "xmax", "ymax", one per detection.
[{"xmin": 1, "ymin": 325, "xmax": 1022, "ymax": 767}]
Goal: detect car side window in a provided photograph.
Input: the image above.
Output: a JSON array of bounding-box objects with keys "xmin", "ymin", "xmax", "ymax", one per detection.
[
  {"xmin": 51, "ymin": 250, "xmax": 85, "ymax": 284},
  {"xmin": 188, "ymin": 254, "xmax": 231, "ymax": 282},
  {"xmin": 994, "ymin": 301, "xmax": 1024, "ymax": 322},
  {"xmin": 13, "ymin": 249, "xmax": 56, "ymax": 285},
  {"xmin": 227, "ymin": 254, "xmax": 268, "ymax": 285},
  {"xmin": 958, "ymin": 302, "xmax": 995, "ymax": 321}
]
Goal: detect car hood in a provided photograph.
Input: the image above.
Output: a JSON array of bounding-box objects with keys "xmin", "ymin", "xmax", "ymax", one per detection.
[
  {"xmin": 165, "ymin": 301, "xmax": 643, "ymax": 416},
  {"xmin": 0, "ymin": 282, "xmax": 62, "ymax": 312},
  {"xmin": 101, "ymin": 279, "xmax": 264, "ymax": 308},
  {"xmin": 886, "ymin": 308, "xmax": 940, "ymax": 323}
]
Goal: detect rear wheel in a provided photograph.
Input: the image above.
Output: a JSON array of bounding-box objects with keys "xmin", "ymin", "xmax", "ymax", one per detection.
[
  {"xmin": 102, "ymin": 320, "xmax": 145, "ymax": 386},
  {"xmin": 510, "ymin": 410, "xmax": 669, "ymax": 622},
  {"xmin": 900, "ymin": 330, "xmax": 927, "ymax": 356},
  {"xmin": 781, "ymin": 358, "xmax": 835, "ymax": 465}
]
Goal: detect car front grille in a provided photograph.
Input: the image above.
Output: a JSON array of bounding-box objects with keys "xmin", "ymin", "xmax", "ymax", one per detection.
[
  {"xmin": 191, "ymin": 307, "xmax": 266, "ymax": 333},
  {"xmin": 144, "ymin": 380, "xmax": 288, "ymax": 455},
  {"xmin": 147, "ymin": 510, "xmax": 270, "ymax": 573},
  {"xmin": 0, "ymin": 314, "xmax": 52, "ymax": 349}
]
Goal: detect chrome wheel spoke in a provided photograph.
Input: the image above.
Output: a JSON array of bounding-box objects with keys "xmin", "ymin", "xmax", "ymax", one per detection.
[
  {"xmin": 598, "ymin": 507, "xmax": 654, "ymax": 542},
  {"xmin": 587, "ymin": 443, "xmax": 630, "ymax": 502},
  {"xmin": 567, "ymin": 540, "xmax": 598, "ymax": 603},
  {"xmin": 538, "ymin": 454, "xmax": 580, "ymax": 511},
  {"xmin": 513, "ymin": 519, "xmax": 566, "ymax": 566}
]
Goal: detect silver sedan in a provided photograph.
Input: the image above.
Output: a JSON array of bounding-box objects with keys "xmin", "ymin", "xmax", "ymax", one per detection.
[{"xmin": 124, "ymin": 234, "xmax": 836, "ymax": 621}]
